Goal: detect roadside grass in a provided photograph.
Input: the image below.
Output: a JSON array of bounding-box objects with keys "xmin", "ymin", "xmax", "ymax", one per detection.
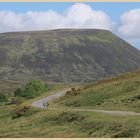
[{"xmin": 0, "ymin": 105, "xmax": 140, "ymax": 137}]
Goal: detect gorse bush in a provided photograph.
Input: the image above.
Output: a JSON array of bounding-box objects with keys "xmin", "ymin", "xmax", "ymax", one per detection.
[{"xmin": 14, "ymin": 80, "xmax": 48, "ymax": 98}]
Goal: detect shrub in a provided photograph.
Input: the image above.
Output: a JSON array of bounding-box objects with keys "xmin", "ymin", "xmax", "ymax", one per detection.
[
  {"xmin": 0, "ymin": 93, "xmax": 8, "ymax": 102},
  {"xmin": 66, "ymin": 90, "xmax": 72, "ymax": 96},
  {"xmin": 14, "ymin": 88, "xmax": 23, "ymax": 97},
  {"xmin": 11, "ymin": 106, "xmax": 31, "ymax": 119},
  {"xmin": 71, "ymin": 88, "xmax": 76, "ymax": 92},
  {"xmin": 53, "ymin": 112, "xmax": 87, "ymax": 123},
  {"xmin": 66, "ymin": 88, "xmax": 81, "ymax": 96},
  {"xmin": 134, "ymin": 95, "xmax": 140, "ymax": 100},
  {"xmin": 14, "ymin": 80, "xmax": 48, "ymax": 98},
  {"xmin": 112, "ymin": 129, "xmax": 137, "ymax": 138}
]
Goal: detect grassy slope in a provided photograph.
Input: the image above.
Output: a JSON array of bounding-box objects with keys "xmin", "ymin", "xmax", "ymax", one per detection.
[
  {"xmin": 0, "ymin": 70, "xmax": 140, "ymax": 137},
  {"xmin": 0, "ymin": 106, "xmax": 140, "ymax": 138},
  {"xmin": 0, "ymin": 80, "xmax": 21, "ymax": 93},
  {"xmin": 51, "ymin": 69, "xmax": 140, "ymax": 112}
]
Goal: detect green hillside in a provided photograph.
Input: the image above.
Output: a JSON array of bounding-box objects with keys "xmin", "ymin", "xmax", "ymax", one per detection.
[
  {"xmin": 0, "ymin": 29, "xmax": 140, "ymax": 82},
  {"xmin": 0, "ymin": 69, "xmax": 140, "ymax": 137},
  {"xmin": 0, "ymin": 80, "xmax": 21, "ymax": 93},
  {"xmin": 0, "ymin": 106, "xmax": 140, "ymax": 138},
  {"xmin": 51, "ymin": 69, "xmax": 140, "ymax": 112}
]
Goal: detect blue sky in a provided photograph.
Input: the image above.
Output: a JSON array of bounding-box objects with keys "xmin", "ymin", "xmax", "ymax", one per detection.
[
  {"xmin": 0, "ymin": 2, "xmax": 140, "ymax": 49},
  {"xmin": 0, "ymin": 2, "xmax": 140, "ymax": 20}
]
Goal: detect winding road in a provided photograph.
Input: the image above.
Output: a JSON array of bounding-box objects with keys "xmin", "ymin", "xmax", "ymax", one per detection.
[
  {"xmin": 31, "ymin": 89, "xmax": 140, "ymax": 116},
  {"xmin": 32, "ymin": 89, "xmax": 68, "ymax": 108}
]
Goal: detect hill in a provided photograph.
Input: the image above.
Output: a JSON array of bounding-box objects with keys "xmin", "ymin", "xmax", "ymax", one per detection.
[
  {"xmin": 51, "ymin": 69, "xmax": 140, "ymax": 112},
  {"xmin": 0, "ymin": 29, "xmax": 140, "ymax": 82}
]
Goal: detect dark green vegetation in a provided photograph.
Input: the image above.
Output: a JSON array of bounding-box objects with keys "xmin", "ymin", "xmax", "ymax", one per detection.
[
  {"xmin": 0, "ymin": 81, "xmax": 21, "ymax": 105},
  {"xmin": 0, "ymin": 29, "xmax": 140, "ymax": 82},
  {"xmin": 0, "ymin": 80, "xmax": 48, "ymax": 106},
  {"xmin": 0, "ymin": 93, "xmax": 8, "ymax": 102},
  {"xmin": 52, "ymin": 69, "xmax": 140, "ymax": 112},
  {"xmin": 15, "ymin": 80, "xmax": 48, "ymax": 98}
]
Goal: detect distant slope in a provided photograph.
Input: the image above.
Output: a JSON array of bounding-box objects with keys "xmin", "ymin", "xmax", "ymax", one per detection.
[
  {"xmin": 0, "ymin": 29, "xmax": 140, "ymax": 82},
  {"xmin": 52, "ymin": 69, "xmax": 140, "ymax": 112},
  {"xmin": 0, "ymin": 80, "xmax": 21, "ymax": 93}
]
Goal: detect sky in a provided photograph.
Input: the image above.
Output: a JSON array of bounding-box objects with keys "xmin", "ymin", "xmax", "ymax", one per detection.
[{"xmin": 0, "ymin": 2, "xmax": 140, "ymax": 49}]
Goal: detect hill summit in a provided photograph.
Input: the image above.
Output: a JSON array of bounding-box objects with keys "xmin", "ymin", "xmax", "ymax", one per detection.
[{"xmin": 0, "ymin": 29, "xmax": 140, "ymax": 83}]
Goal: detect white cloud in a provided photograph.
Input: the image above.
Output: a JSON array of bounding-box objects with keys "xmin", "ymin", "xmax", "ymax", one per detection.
[
  {"xmin": 0, "ymin": 3, "xmax": 140, "ymax": 49},
  {"xmin": 0, "ymin": 3, "xmax": 114, "ymax": 33},
  {"xmin": 65, "ymin": 3, "xmax": 114, "ymax": 30},
  {"xmin": 0, "ymin": 11, "xmax": 24, "ymax": 32},
  {"xmin": 118, "ymin": 9, "xmax": 140, "ymax": 39},
  {"xmin": 117, "ymin": 8, "xmax": 140, "ymax": 49}
]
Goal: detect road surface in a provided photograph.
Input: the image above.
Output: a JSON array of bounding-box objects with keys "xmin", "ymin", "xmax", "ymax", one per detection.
[{"xmin": 32, "ymin": 89, "xmax": 68, "ymax": 108}]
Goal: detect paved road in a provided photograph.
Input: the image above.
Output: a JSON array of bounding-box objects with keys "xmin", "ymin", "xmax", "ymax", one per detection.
[
  {"xmin": 32, "ymin": 89, "xmax": 68, "ymax": 108},
  {"xmin": 32, "ymin": 89, "xmax": 140, "ymax": 116}
]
